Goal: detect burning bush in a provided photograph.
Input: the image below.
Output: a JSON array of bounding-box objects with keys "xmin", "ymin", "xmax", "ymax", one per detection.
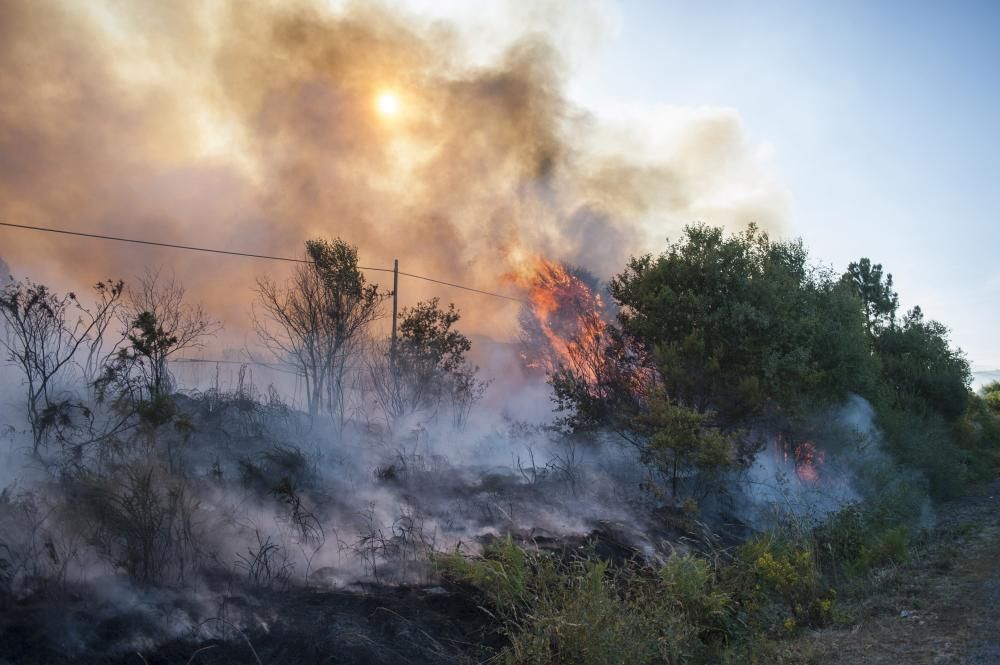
[{"xmin": 510, "ymin": 256, "xmax": 612, "ymax": 382}]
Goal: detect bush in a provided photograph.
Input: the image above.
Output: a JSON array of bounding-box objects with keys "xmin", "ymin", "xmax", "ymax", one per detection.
[
  {"xmin": 865, "ymin": 526, "xmax": 908, "ymax": 567},
  {"xmin": 68, "ymin": 464, "xmax": 201, "ymax": 585},
  {"xmin": 878, "ymin": 406, "xmax": 969, "ymax": 500},
  {"xmin": 815, "ymin": 506, "xmax": 909, "ymax": 579},
  {"xmin": 439, "ymin": 537, "xmax": 761, "ymax": 664},
  {"xmin": 727, "ymin": 535, "xmax": 834, "ymax": 631}
]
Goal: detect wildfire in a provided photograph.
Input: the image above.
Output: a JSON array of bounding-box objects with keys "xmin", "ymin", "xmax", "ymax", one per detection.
[
  {"xmin": 774, "ymin": 435, "xmax": 825, "ymax": 484},
  {"xmin": 505, "ymin": 250, "xmax": 609, "ymax": 381},
  {"xmin": 793, "ymin": 441, "xmax": 824, "ymax": 484}
]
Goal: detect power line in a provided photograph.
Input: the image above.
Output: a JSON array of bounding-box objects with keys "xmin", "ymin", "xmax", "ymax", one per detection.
[
  {"xmin": 0, "ymin": 221, "xmax": 385, "ymax": 270},
  {"xmin": 172, "ymin": 357, "xmax": 301, "ymax": 376},
  {"xmin": 0, "ymin": 221, "xmax": 527, "ymax": 304},
  {"xmin": 398, "ymin": 270, "xmax": 524, "ymax": 303}
]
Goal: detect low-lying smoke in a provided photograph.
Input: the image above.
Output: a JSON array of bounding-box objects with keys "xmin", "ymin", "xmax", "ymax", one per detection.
[{"xmin": 739, "ymin": 395, "xmax": 933, "ymax": 530}]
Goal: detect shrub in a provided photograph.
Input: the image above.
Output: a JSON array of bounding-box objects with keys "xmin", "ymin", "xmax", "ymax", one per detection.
[
  {"xmin": 68, "ymin": 465, "xmax": 201, "ymax": 585},
  {"xmin": 878, "ymin": 406, "xmax": 968, "ymax": 500},
  {"xmin": 863, "ymin": 526, "xmax": 908, "ymax": 567},
  {"xmin": 727, "ymin": 535, "xmax": 834, "ymax": 631},
  {"xmin": 438, "ymin": 537, "xmax": 739, "ymax": 664},
  {"xmin": 814, "ymin": 507, "xmax": 910, "ymax": 590}
]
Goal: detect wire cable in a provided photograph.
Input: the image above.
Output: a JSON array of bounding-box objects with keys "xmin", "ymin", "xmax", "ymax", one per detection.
[
  {"xmin": 0, "ymin": 221, "xmax": 527, "ymax": 304},
  {"xmin": 397, "ymin": 270, "xmax": 524, "ymax": 303}
]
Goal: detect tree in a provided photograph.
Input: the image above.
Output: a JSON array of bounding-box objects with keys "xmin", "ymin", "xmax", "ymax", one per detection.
[
  {"xmin": 0, "ymin": 279, "xmax": 125, "ymax": 453},
  {"xmin": 607, "ymin": 223, "xmax": 866, "ymax": 422},
  {"xmin": 843, "ymin": 258, "xmax": 899, "ymax": 343},
  {"xmin": 633, "ymin": 391, "xmax": 734, "ymax": 499},
  {"xmin": 517, "ymin": 263, "xmax": 612, "ymax": 380},
  {"xmin": 92, "ymin": 273, "xmax": 217, "ymax": 468},
  {"xmin": 254, "ymin": 238, "xmax": 385, "ymax": 424},
  {"xmin": 367, "ymin": 298, "xmax": 487, "ymax": 427},
  {"xmin": 551, "ymin": 224, "xmax": 877, "ymax": 499},
  {"xmin": 984, "ymin": 381, "xmax": 1000, "ymax": 415},
  {"xmin": 117, "ymin": 270, "xmax": 219, "ymax": 401},
  {"xmin": 874, "ymin": 306, "xmax": 970, "ymax": 422}
]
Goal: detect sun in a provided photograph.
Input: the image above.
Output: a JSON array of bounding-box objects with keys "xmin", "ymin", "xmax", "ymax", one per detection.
[{"xmin": 375, "ymin": 90, "xmax": 400, "ymax": 117}]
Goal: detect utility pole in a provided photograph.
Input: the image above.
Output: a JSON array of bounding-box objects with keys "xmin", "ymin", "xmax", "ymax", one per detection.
[{"xmin": 390, "ymin": 258, "xmax": 399, "ymax": 364}]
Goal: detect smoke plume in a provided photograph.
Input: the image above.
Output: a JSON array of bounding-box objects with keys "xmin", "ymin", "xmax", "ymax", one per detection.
[{"xmin": 0, "ymin": 0, "xmax": 788, "ymax": 338}]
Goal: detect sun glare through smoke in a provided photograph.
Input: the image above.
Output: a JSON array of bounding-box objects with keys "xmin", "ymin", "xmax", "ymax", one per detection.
[{"xmin": 375, "ymin": 90, "xmax": 400, "ymax": 117}]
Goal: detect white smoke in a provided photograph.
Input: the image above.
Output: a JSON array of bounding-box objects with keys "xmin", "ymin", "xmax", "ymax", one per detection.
[{"xmin": 739, "ymin": 394, "xmax": 934, "ymax": 530}]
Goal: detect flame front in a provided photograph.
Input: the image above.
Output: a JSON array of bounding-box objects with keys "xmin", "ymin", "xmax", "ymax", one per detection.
[{"xmin": 506, "ymin": 252, "xmax": 609, "ymax": 382}]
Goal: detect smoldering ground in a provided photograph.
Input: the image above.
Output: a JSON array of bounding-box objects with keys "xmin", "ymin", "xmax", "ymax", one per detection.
[{"xmin": 0, "ymin": 360, "xmax": 690, "ymax": 663}]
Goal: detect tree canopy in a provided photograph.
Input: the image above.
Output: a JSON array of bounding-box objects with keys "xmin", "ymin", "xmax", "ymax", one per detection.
[{"xmin": 551, "ymin": 223, "xmax": 986, "ymax": 501}]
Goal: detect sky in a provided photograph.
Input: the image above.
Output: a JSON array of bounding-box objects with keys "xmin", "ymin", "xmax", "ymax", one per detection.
[{"xmin": 566, "ymin": 0, "xmax": 999, "ymax": 372}]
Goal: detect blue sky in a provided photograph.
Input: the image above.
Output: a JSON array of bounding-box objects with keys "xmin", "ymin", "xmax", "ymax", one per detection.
[{"xmin": 567, "ymin": 0, "xmax": 999, "ymax": 372}]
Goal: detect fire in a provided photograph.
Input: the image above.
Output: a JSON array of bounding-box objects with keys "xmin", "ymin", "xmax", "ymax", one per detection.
[
  {"xmin": 505, "ymin": 250, "xmax": 609, "ymax": 381},
  {"xmin": 793, "ymin": 441, "xmax": 824, "ymax": 484},
  {"xmin": 773, "ymin": 435, "xmax": 825, "ymax": 484}
]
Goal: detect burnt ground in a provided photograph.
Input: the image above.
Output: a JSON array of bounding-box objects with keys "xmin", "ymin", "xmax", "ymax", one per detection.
[
  {"xmin": 0, "ymin": 523, "xmax": 654, "ymax": 665},
  {"xmin": 789, "ymin": 477, "xmax": 1000, "ymax": 665},
  {"xmin": 6, "ymin": 475, "xmax": 998, "ymax": 665},
  {"xmin": 0, "ymin": 582, "xmax": 502, "ymax": 665}
]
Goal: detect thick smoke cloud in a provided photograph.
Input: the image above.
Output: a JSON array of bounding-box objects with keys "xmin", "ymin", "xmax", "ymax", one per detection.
[{"xmin": 0, "ymin": 0, "xmax": 788, "ymax": 339}]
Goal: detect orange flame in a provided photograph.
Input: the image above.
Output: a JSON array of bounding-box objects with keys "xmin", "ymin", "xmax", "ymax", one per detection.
[
  {"xmin": 793, "ymin": 441, "xmax": 824, "ymax": 484},
  {"xmin": 505, "ymin": 250, "xmax": 609, "ymax": 382},
  {"xmin": 774, "ymin": 435, "xmax": 826, "ymax": 485}
]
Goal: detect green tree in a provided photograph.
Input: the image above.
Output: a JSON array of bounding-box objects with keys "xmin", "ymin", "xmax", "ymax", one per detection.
[
  {"xmin": 255, "ymin": 238, "xmax": 385, "ymax": 423},
  {"xmin": 869, "ymin": 307, "xmax": 973, "ymax": 498},
  {"xmin": 608, "ymin": 223, "xmax": 867, "ymax": 422},
  {"xmin": 874, "ymin": 306, "xmax": 970, "ymax": 422},
  {"xmin": 843, "ymin": 258, "xmax": 899, "ymax": 343},
  {"xmin": 634, "ymin": 391, "xmax": 734, "ymax": 498},
  {"xmin": 553, "ymin": 224, "xmax": 876, "ymax": 499},
  {"xmin": 983, "ymin": 381, "xmax": 1000, "ymax": 415},
  {"xmin": 368, "ymin": 298, "xmax": 487, "ymax": 427}
]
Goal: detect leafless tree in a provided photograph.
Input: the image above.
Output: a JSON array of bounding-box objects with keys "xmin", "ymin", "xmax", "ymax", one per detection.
[
  {"xmin": 0, "ymin": 279, "xmax": 125, "ymax": 453},
  {"xmin": 253, "ymin": 238, "xmax": 386, "ymax": 427}
]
